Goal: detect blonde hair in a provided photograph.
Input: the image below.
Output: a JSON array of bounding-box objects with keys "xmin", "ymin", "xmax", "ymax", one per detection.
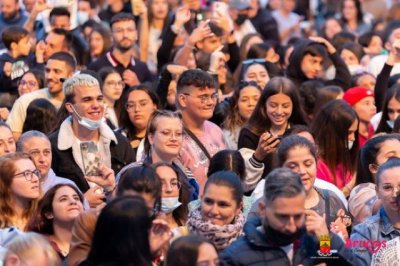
[{"xmin": 3, "ymin": 232, "xmax": 60, "ymax": 265}]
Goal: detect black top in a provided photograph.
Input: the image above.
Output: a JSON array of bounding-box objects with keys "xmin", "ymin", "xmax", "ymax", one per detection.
[{"xmin": 87, "ymin": 51, "xmax": 153, "ymax": 83}]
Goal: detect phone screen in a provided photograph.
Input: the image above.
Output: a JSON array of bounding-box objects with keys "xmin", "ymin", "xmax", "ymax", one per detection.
[{"xmin": 80, "ymin": 141, "xmax": 101, "ymax": 176}]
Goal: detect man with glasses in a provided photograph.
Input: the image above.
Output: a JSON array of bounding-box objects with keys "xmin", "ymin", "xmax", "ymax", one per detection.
[
  {"xmin": 87, "ymin": 12, "xmax": 153, "ymax": 87},
  {"xmin": 48, "ymin": 73, "xmax": 134, "ymax": 208},
  {"xmin": 176, "ymin": 69, "xmax": 227, "ymax": 194}
]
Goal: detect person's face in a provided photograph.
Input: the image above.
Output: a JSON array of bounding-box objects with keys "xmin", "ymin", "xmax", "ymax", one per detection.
[
  {"xmin": 69, "ymin": 85, "xmax": 105, "ymax": 122},
  {"xmin": 196, "ymin": 243, "xmax": 219, "ymax": 266},
  {"xmin": 300, "ymin": 54, "xmax": 323, "ymax": 79},
  {"xmin": 151, "ymin": 0, "xmax": 168, "ymax": 20},
  {"xmin": 179, "ymin": 86, "xmax": 218, "ymax": 121},
  {"xmin": 45, "ymin": 59, "xmax": 72, "ymax": 96},
  {"xmin": 342, "ymin": 0, "xmax": 357, "ymax": 21},
  {"xmin": 201, "ymin": 183, "xmax": 241, "ymax": 226},
  {"xmin": 368, "ymin": 35, "xmax": 383, "ymax": 54},
  {"xmin": 0, "ymin": 126, "xmax": 15, "ymax": 156},
  {"xmin": 156, "ymin": 165, "xmax": 180, "ymax": 198},
  {"xmin": 15, "ymin": 36, "xmax": 31, "ymax": 57},
  {"xmin": 23, "ymin": 0, "xmax": 36, "ymax": 13},
  {"xmin": 44, "ymin": 32, "xmax": 67, "ymax": 61},
  {"xmin": 375, "ymin": 140, "xmax": 400, "ymax": 166},
  {"xmin": 148, "ymin": 117, "xmax": 183, "ymax": 160},
  {"xmin": 112, "ymin": 20, "xmax": 137, "ymax": 52},
  {"xmin": 102, "ymin": 73, "xmax": 124, "ymax": 102},
  {"xmin": 197, "ymin": 35, "xmax": 222, "ymax": 53},
  {"xmin": 126, "ymin": 90, "xmax": 157, "ymax": 132},
  {"xmin": 89, "ymin": 31, "xmax": 104, "ymax": 57},
  {"xmin": 18, "ymin": 72, "xmax": 39, "ymax": 96},
  {"xmin": 377, "ymin": 167, "xmax": 400, "ymax": 214},
  {"xmin": 259, "ymin": 194, "xmax": 305, "ymax": 235},
  {"xmin": 347, "ymin": 119, "xmax": 358, "ymax": 142},
  {"xmin": 11, "ymin": 159, "xmax": 40, "ymax": 202},
  {"xmin": 49, "ymin": 186, "xmax": 83, "ymax": 224},
  {"xmin": 22, "ymin": 137, "xmax": 52, "ymax": 179},
  {"xmin": 340, "ymin": 49, "xmax": 359, "ymax": 65},
  {"xmin": 283, "ymin": 147, "xmax": 317, "ymax": 194},
  {"xmin": 388, "ymin": 28, "xmax": 400, "ymax": 50},
  {"xmin": 324, "ymin": 19, "xmax": 342, "ymax": 40},
  {"xmin": 353, "ymin": 96, "xmax": 376, "ymax": 123},
  {"xmin": 244, "ymin": 63, "xmax": 269, "ymax": 89},
  {"xmin": 50, "ymin": 15, "xmax": 71, "ymax": 30},
  {"xmin": 1, "ymin": 0, "xmax": 19, "ymax": 20},
  {"xmin": 265, "ymin": 93, "xmax": 293, "ymax": 128},
  {"xmin": 388, "ymin": 97, "xmax": 400, "ymax": 123},
  {"xmin": 357, "ymin": 74, "xmax": 376, "ymax": 90},
  {"xmin": 282, "ymin": 0, "xmax": 296, "ymax": 12},
  {"xmin": 237, "ymin": 85, "xmax": 260, "ymax": 120}
]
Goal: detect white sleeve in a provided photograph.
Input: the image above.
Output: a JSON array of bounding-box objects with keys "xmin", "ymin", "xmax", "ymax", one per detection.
[
  {"xmin": 239, "ymin": 148, "xmax": 264, "ymax": 192},
  {"xmin": 6, "ymin": 97, "xmax": 27, "ymax": 133}
]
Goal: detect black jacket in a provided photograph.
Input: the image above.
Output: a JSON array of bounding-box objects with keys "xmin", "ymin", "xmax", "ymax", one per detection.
[
  {"xmin": 286, "ymin": 39, "xmax": 351, "ymax": 90},
  {"xmin": 220, "ymin": 217, "xmax": 356, "ymax": 266},
  {"xmin": 48, "ymin": 130, "xmax": 134, "ymax": 192}
]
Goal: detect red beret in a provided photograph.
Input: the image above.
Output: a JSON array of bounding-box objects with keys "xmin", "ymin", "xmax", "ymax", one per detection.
[{"xmin": 343, "ymin": 87, "xmax": 374, "ymax": 106}]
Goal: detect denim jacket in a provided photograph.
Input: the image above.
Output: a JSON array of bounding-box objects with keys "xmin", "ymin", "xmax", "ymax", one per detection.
[{"xmin": 350, "ymin": 208, "xmax": 400, "ymax": 266}]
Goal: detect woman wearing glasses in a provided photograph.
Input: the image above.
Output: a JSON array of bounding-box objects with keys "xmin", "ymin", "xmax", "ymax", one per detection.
[
  {"xmin": 118, "ymin": 85, "xmax": 159, "ymax": 161},
  {"xmin": 153, "ymin": 162, "xmax": 190, "ymax": 232},
  {"xmin": 117, "ymin": 110, "xmax": 198, "ymax": 200},
  {"xmin": 99, "ymin": 67, "xmax": 125, "ymax": 129},
  {"xmin": 0, "ymin": 152, "xmax": 41, "ymax": 230},
  {"xmin": 17, "ymin": 69, "xmax": 44, "ymax": 97}
]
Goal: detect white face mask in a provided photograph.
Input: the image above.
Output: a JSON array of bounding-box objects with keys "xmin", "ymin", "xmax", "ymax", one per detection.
[
  {"xmin": 348, "ymin": 140, "xmax": 354, "ymax": 150},
  {"xmin": 77, "ymin": 11, "xmax": 89, "ymax": 25},
  {"xmin": 70, "ymin": 104, "xmax": 103, "ymax": 131},
  {"xmin": 161, "ymin": 197, "xmax": 181, "ymax": 214},
  {"xmin": 387, "ymin": 120, "xmax": 395, "ymax": 129}
]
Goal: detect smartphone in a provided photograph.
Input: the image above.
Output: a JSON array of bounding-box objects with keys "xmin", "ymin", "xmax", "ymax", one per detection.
[{"xmin": 80, "ymin": 141, "xmax": 101, "ymax": 176}]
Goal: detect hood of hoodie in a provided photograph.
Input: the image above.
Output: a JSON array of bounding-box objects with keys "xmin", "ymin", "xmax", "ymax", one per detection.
[{"xmin": 286, "ymin": 39, "xmax": 325, "ymax": 84}]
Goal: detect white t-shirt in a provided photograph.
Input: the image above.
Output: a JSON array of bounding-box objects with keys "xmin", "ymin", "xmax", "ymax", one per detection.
[
  {"xmin": 367, "ymin": 54, "xmax": 400, "ymax": 77},
  {"xmin": 6, "ymin": 88, "xmax": 63, "ymax": 133}
]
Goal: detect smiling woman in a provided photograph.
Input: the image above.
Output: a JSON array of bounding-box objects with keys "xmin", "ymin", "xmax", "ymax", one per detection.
[
  {"xmin": 187, "ymin": 171, "xmax": 245, "ymax": 251},
  {"xmin": 27, "ymin": 184, "xmax": 84, "ymax": 262},
  {"xmin": 0, "ymin": 153, "xmax": 40, "ymax": 231}
]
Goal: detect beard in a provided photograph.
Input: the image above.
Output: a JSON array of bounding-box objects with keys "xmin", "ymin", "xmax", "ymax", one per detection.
[
  {"xmin": 3, "ymin": 9, "xmax": 19, "ymax": 21},
  {"xmin": 115, "ymin": 39, "xmax": 134, "ymax": 53}
]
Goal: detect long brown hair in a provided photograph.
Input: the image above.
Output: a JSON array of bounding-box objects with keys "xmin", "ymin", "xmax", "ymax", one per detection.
[
  {"xmin": 0, "ymin": 153, "xmax": 39, "ymax": 229},
  {"xmin": 244, "ymin": 77, "xmax": 308, "ymax": 136},
  {"xmin": 311, "ymin": 100, "xmax": 359, "ymax": 185}
]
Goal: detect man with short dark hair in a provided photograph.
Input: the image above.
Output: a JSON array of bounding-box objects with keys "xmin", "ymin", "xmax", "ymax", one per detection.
[
  {"xmin": 0, "ymin": 0, "xmax": 28, "ymax": 49},
  {"xmin": 7, "ymin": 51, "xmax": 76, "ymax": 140},
  {"xmin": 176, "ymin": 69, "xmax": 227, "ymax": 194},
  {"xmin": 87, "ymin": 13, "xmax": 153, "ymax": 86},
  {"xmin": 221, "ymin": 168, "xmax": 356, "ymax": 265}
]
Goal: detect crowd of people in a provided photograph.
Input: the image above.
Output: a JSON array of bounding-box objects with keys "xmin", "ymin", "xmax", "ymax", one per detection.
[{"xmin": 0, "ymin": 0, "xmax": 400, "ymax": 265}]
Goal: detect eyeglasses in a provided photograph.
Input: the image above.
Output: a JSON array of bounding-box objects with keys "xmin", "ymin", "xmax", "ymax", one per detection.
[
  {"xmin": 182, "ymin": 93, "xmax": 219, "ymax": 104},
  {"xmin": 105, "ymin": 81, "xmax": 125, "ymax": 88},
  {"xmin": 337, "ymin": 214, "xmax": 352, "ymax": 227},
  {"xmin": 13, "ymin": 169, "xmax": 41, "ymax": 181},
  {"xmin": 125, "ymin": 101, "xmax": 151, "ymax": 112},
  {"xmin": 18, "ymin": 80, "xmax": 37, "ymax": 88},
  {"xmin": 161, "ymin": 181, "xmax": 181, "ymax": 192},
  {"xmin": 242, "ymin": 58, "xmax": 266, "ymax": 66}
]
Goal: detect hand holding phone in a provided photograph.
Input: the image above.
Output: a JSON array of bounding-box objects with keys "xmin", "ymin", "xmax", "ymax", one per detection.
[{"xmin": 80, "ymin": 141, "xmax": 101, "ymax": 177}]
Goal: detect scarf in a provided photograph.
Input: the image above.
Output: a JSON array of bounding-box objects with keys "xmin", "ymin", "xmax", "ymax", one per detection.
[{"xmin": 187, "ymin": 207, "xmax": 245, "ymax": 250}]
